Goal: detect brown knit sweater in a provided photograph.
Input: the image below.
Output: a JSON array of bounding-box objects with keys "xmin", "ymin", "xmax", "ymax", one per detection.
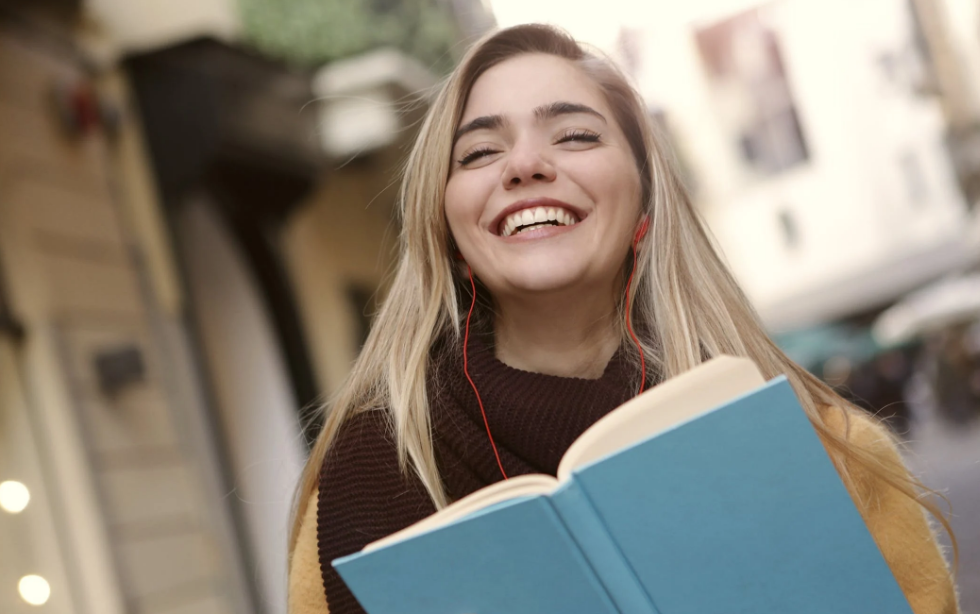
[
  {"xmin": 315, "ymin": 338, "xmax": 644, "ymax": 614},
  {"xmin": 298, "ymin": 342, "xmax": 959, "ymax": 614}
]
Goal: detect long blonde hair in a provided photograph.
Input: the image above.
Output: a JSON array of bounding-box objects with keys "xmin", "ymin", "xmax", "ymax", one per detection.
[{"xmin": 290, "ymin": 23, "xmax": 954, "ymax": 561}]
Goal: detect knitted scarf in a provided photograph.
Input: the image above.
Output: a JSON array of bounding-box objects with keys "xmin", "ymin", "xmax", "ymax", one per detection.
[{"xmin": 316, "ymin": 337, "xmax": 647, "ymax": 613}]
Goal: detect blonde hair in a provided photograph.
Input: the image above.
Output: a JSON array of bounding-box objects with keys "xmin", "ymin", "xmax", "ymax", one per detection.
[{"xmin": 290, "ymin": 24, "xmax": 955, "ymax": 562}]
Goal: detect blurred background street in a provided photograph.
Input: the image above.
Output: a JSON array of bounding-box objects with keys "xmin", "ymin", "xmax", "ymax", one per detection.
[
  {"xmin": 0, "ymin": 0, "xmax": 978, "ymax": 613},
  {"xmin": 906, "ymin": 393, "xmax": 980, "ymax": 614}
]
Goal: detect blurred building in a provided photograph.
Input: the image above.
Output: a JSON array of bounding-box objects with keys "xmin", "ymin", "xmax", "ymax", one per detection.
[
  {"xmin": 912, "ymin": 0, "xmax": 980, "ymax": 207},
  {"xmin": 624, "ymin": 0, "xmax": 980, "ymax": 332},
  {"xmin": 0, "ymin": 0, "xmax": 491, "ymax": 613}
]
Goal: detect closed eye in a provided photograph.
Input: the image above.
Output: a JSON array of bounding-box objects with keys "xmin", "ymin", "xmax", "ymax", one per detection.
[
  {"xmin": 458, "ymin": 146, "xmax": 499, "ymax": 166},
  {"xmin": 555, "ymin": 129, "xmax": 601, "ymax": 144},
  {"xmin": 457, "ymin": 129, "xmax": 600, "ymax": 166}
]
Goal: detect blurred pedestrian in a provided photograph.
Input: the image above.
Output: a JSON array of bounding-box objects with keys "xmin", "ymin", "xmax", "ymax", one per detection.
[{"xmin": 933, "ymin": 324, "xmax": 980, "ymax": 426}]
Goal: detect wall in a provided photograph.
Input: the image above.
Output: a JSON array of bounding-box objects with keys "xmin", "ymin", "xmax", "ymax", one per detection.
[
  {"xmin": 84, "ymin": 0, "xmax": 241, "ymax": 55},
  {"xmin": 283, "ymin": 161, "xmax": 401, "ymax": 398},
  {"xmin": 0, "ymin": 22, "xmax": 253, "ymax": 614},
  {"xmin": 175, "ymin": 197, "xmax": 306, "ymax": 614},
  {"xmin": 0, "ymin": 338, "xmax": 78, "ymax": 614}
]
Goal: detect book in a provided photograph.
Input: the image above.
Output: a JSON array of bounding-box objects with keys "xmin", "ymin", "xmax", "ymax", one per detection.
[{"xmin": 333, "ymin": 356, "xmax": 913, "ymax": 614}]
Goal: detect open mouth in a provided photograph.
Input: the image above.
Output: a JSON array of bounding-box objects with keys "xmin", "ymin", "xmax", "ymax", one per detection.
[{"xmin": 499, "ymin": 206, "xmax": 580, "ymax": 237}]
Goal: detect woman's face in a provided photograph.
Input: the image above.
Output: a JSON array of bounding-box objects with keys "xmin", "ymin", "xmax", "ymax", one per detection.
[{"xmin": 445, "ymin": 53, "xmax": 642, "ymax": 303}]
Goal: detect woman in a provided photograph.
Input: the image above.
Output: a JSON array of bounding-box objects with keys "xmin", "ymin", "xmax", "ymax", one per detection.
[{"xmin": 288, "ymin": 24, "xmax": 959, "ymax": 614}]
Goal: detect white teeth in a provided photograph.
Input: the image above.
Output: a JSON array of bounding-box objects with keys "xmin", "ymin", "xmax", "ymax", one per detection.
[{"xmin": 500, "ymin": 206, "xmax": 579, "ymax": 237}]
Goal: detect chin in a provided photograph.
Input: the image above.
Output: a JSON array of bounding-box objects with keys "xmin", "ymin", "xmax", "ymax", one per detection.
[
  {"xmin": 497, "ymin": 266, "xmax": 596, "ymax": 296},
  {"xmin": 474, "ymin": 249, "xmax": 622, "ymax": 298}
]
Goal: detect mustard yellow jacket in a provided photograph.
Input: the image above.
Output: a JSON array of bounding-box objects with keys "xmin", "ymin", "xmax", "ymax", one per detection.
[{"xmin": 288, "ymin": 410, "xmax": 960, "ymax": 614}]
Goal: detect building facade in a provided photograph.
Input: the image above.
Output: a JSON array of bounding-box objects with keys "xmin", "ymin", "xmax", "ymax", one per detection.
[
  {"xmin": 0, "ymin": 0, "xmax": 492, "ymax": 613},
  {"xmin": 627, "ymin": 0, "xmax": 978, "ymax": 331}
]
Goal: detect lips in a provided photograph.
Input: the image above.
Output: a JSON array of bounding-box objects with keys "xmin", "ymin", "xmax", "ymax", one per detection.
[{"xmin": 492, "ymin": 198, "xmax": 585, "ymax": 237}]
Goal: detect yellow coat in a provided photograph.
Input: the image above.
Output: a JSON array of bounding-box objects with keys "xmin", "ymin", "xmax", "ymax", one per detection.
[{"xmin": 287, "ymin": 410, "xmax": 960, "ymax": 614}]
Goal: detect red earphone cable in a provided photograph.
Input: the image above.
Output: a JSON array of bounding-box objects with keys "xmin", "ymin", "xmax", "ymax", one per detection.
[
  {"xmin": 626, "ymin": 238, "xmax": 647, "ymax": 394},
  {"xmin": 463, "ymin": 264, "xmax": 509, "ymax": 480}
]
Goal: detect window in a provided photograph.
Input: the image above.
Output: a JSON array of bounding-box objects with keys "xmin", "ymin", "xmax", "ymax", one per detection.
[{"xmin": 696, "ymin": 9, "xmax": 809, "ymax": 176}]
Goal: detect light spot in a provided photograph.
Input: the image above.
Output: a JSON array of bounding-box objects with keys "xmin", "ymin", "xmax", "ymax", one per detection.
[
  {"xmin": 19, "ymin": 575, "xmax": 51, "ymax": 606},
  {"xmin": 0, "ymin": 481, "xmax": 30, "ymax": 513}
]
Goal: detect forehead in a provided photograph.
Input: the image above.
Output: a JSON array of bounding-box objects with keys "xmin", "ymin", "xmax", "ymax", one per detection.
[{"xmin": 460, "ymin": 53, "xmax": 608, "ymax": 122}]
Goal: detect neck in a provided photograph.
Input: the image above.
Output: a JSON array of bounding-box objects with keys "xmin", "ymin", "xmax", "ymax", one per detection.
[{"xmin": 493, "ymin": 289, "xmax": 621, "ymax": 379}]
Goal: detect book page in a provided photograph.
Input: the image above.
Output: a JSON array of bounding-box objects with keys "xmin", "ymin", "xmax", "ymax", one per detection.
[
  {"xmin": 364, "ymin": 473, "xmax": 559, "ymax": 551},
  {"xmin": 557, "ymin": 356, "xmax": 765, "ymax": 481}
]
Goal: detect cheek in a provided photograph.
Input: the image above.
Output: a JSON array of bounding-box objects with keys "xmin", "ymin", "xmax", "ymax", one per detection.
[
  {"xmin": 443, "ymin": 180, "xmax": 470, "ymax": 239},
  {"xmin": 577, "ymin": 156, "xmax": 642, "ymax": 217},
  {"xmin": 593, "ymin": 162, "xmax": 643, "ymax": 251},
  {"xmin": 610, "ymin": 157, "xmax": 642, "ymax": 216},
  {"xmin": 444, "ymin": 175, "xmax": 492, "ymax": 239}
]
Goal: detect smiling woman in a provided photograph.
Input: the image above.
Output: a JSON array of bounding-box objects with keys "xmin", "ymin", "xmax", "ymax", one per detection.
[
  {"xmin": 445, "ymin": 53, "xmax": 642, "ymax": 377},
  {"xmin": 287, "ymin": 24, "xmax": 960, "ymax": 614}
]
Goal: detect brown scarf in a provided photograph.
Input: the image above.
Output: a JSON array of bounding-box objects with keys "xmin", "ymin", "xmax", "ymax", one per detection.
[{"xmin": 316, "ymin": 337, "xmax": 648, "ymax": 613}]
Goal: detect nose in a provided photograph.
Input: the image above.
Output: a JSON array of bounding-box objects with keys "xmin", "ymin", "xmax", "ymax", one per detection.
[{"xmin": 502, "ymin": 140, "xmax": 556, "ymax": 189}]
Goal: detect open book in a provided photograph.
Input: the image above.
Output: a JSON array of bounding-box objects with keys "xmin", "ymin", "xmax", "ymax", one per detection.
[{"xmin": 334, "ymin": 357, "xmax": 912, "ymax": 614}]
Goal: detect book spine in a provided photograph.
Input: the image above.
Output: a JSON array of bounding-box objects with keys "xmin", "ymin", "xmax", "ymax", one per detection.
[{"xmin": 550, "ymin": 480, "xmax": 661, "ymax": 614}]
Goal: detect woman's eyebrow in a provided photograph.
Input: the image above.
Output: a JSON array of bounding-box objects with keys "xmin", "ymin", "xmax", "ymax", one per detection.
[
  {"xmin": 535, "ymin": 101, "xmax": 606, "ymax": 123},
  {"xmin": 453, "ymin": 101, "xmax": 606, "ymax": 144},
  {"xmin": 454, "ymin": 115, "xmax": 504, "ymax": 144}
]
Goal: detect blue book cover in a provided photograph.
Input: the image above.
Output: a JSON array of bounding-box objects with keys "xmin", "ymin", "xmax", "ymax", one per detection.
[
  {"xmin": 333, "ymin": 495, "xmax": 620, "ymax": 614},
  {"xmin": 334, "ymin": 364, "xmax": 913, "ymax": 614},
  {"xmin": 571, "ymin": 378, "xmax": 912, "ymax": 614}
]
